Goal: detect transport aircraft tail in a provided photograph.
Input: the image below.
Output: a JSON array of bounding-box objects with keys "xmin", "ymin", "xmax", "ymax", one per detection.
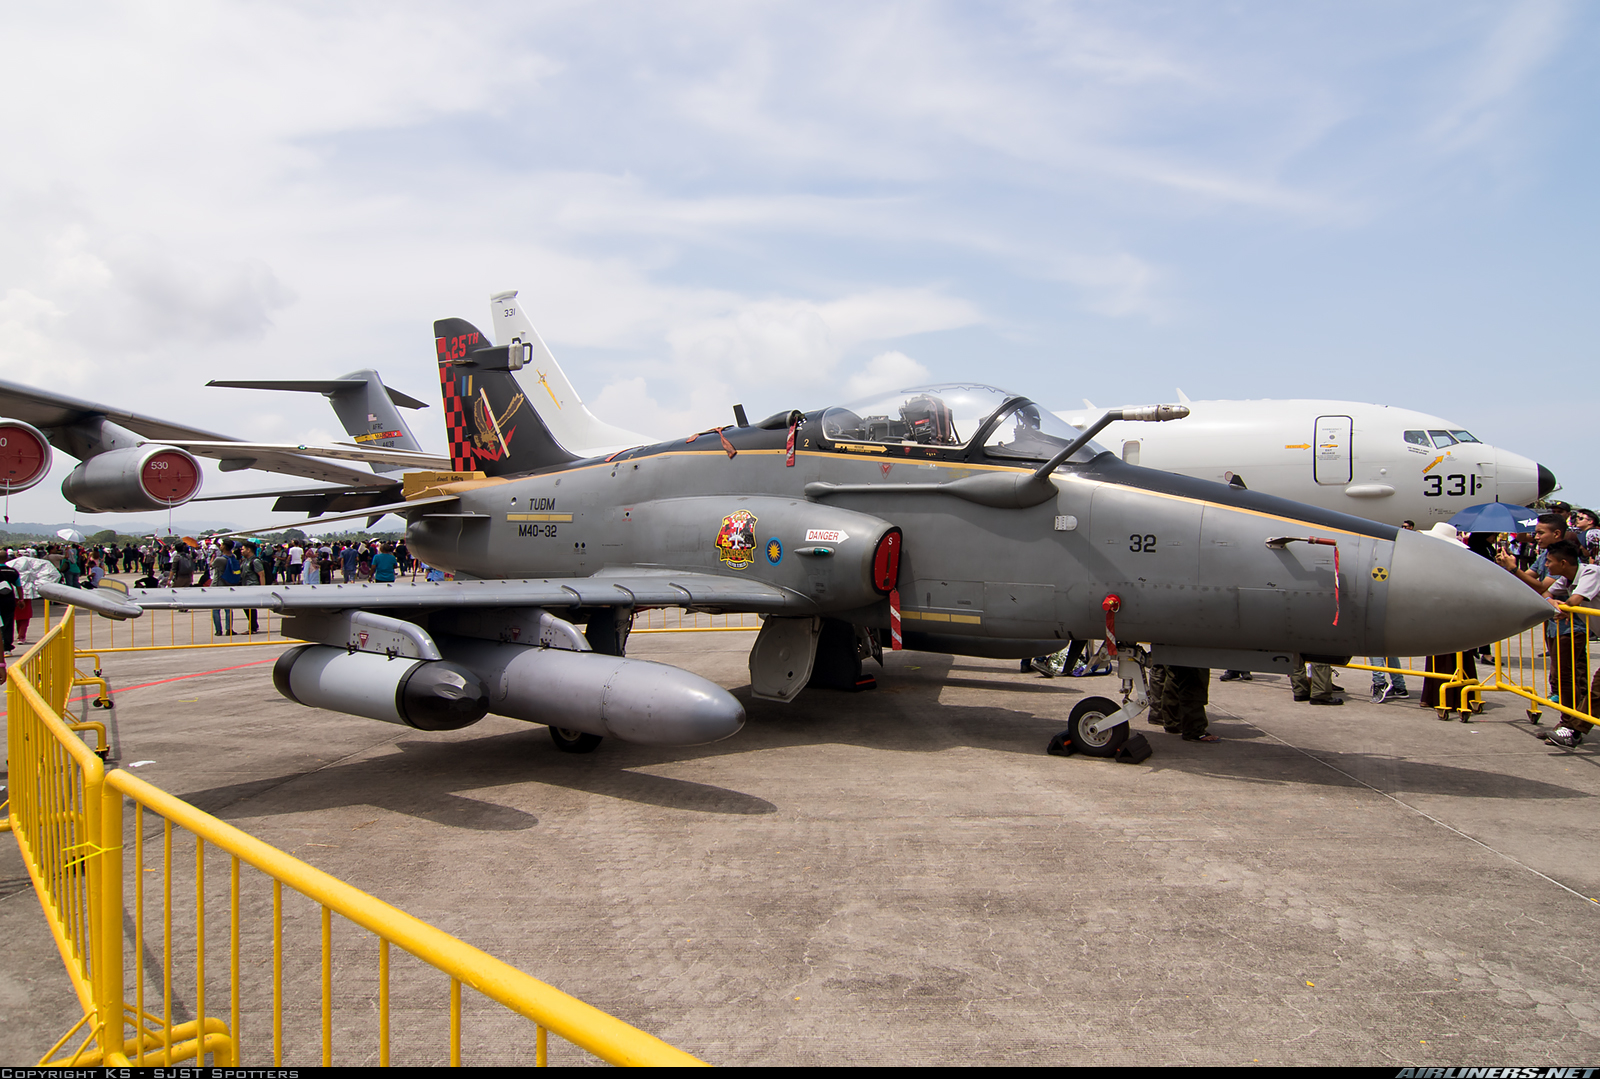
[
  {"xmin": 434, "ymin": 317, "xmax": 579, "ymax": 476},
  {"xmin": 206, "ymin": 370, "xmax": 428, "ymax": 474}
]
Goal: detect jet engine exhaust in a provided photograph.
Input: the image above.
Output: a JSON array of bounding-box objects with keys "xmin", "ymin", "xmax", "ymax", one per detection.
[
  {"xmin": 439, "ymin": 638, "xmax": 745, "ymax": 747},
  {"xmin": 273, "ymin": 645, "xmax": 490, "ymax": 731}
]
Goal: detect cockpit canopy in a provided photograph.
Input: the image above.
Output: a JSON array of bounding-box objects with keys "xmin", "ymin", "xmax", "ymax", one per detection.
[{"xmin": 821, "ymin": 383, "xmax": 1106, "ymax": 465}]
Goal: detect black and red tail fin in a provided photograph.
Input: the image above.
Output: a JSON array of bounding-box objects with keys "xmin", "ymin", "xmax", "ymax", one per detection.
[{"xmin": 434, "ymin": 317, "xmax": 579, "ymax": 476}]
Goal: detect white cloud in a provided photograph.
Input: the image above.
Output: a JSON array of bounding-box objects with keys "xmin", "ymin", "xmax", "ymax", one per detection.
[{"xmin": 842, "ymin": 350, "xmax": 930, "ymax": 399}]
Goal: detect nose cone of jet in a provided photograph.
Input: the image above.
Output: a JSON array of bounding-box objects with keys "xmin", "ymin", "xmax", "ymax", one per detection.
[
  {"xmin": 1538, "ymin": 463, "xmax": 1558, "ymax": 499},
  {"xmin": 1381, "ymin": 530, "xmax": 1552, "ymax": 657}
]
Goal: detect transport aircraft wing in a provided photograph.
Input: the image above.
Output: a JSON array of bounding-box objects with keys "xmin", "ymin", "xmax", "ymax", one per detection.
[
  {"xmin": 0, "ymin": 377, "xmax": 399, "ymax": 515},
  {"xmin": 151, "ymin": 440, "xmax": 451, "ymax": 469}
]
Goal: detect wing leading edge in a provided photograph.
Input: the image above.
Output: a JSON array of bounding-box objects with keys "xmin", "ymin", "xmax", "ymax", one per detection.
[{"xmin": 127, "ymin": 572, "xmax": 804, "ymax": 613}]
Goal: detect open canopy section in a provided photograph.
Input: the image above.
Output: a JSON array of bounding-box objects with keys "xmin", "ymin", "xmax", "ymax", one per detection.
[{"xmin": 820, "ymin": 383, "xmax": 1106, "ymax": 465}]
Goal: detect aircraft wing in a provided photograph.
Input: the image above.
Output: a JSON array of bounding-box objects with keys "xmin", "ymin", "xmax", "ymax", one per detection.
[
  {"xmin": 126, "ymin": 572, "xmax": 804, "ymax": 613},
  {"xmin": 151, "ymin": 440, "xmax": 451, "ymax": 468},
  {"xmin": 0, "ymin": 378, "xmax": 388, "ymax": 487},
  {"xmin": 190, "ymin": 482, "xmax": 399, "ymax": 503}
]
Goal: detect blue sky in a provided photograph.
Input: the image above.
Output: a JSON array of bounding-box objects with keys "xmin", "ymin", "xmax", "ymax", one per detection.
[{"xmin": 0, "ymin": 1, "xmax": 1593, "ymax": 530}]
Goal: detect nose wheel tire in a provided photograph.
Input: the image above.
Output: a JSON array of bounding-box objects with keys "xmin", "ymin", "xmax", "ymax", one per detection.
[
  {"xmin": 1069, "ymin": 696, "xmax": 1129, "ymax": 758},
  {"xmin": 549, "ymin": 727, "xmax": 604, "ymax": 754}
]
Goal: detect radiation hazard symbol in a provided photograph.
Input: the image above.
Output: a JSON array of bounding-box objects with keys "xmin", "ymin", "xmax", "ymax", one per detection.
[{"xmin": 1372, "ymin": 566, "xmax": 1389, "ymax": 581}]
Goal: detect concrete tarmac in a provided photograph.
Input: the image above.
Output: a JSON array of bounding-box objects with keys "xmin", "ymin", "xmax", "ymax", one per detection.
[{"xmin": 3, "ymin": 630, "xmax": 1597, "ymax": 1066}]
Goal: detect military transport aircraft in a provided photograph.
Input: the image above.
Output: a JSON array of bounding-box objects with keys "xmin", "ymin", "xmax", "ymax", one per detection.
[
  {"xmin": 52, "ymin": 311, "xmax": 1553, "ymax": 762},
  {"xmin": 0, "ymin": 373, "xmax": 444, "ymax": 514}
]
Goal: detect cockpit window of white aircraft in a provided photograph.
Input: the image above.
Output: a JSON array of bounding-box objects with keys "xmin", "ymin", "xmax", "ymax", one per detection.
[
  {"xmin": 1449, "ymin": 430, "xmax": 1481, "ymax": 443},
  {"xmin": 1404, "ymin": 430, "xmax": 1431, "ymax": 447},
  {"xmin": 1428, "ymin": 430, "xmax": 1459, "ymax": 448}
]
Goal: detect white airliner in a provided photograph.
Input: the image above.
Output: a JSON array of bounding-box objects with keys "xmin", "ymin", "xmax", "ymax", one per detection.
[
  {"xmin": 485, "ymin": 292, "xmax": 1553, "ymax": 528},
  {"xmin": 1056, "ymin": 393, "xmax": 1553, "ymax": 527}
]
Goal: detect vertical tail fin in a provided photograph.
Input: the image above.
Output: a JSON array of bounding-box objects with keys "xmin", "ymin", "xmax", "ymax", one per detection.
[
  {"xmin": 488, "ymin": 290, "xmax": 652, "ymax": 456},
  {"xmin": 434, "ymin": 317, "xmax": 579, "ymax": 476},
  {"xmin": 324, "ymin": 369, "xmax": 428, "ymax": 474},
  {"xmin": 205, "ymin": 370, "xmax": 429, "ymax": 475}
]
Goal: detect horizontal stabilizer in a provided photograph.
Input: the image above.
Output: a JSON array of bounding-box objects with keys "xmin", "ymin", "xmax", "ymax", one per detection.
[
  {"xmin": 209, "ymin": 369, "xmax": 430, "ymax": 476},
  {"xmin": 208, "ymin": 379, "xmax": 429, "ymax": 410}
]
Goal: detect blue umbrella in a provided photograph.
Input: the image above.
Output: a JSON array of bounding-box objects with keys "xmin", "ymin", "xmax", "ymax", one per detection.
[{"xmin": 1447, "ymin": 503, "xmax": 1542, "ymax": 534}]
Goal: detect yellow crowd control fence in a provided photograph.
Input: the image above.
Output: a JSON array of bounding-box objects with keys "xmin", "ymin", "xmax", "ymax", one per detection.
[
  {"xmin": 5, "ymin": 607, "xmax": 706, "ymax": 1067},
  {"xmin": 1344, "ymin": 602, "xmax": 1599, "ymax": 728}
]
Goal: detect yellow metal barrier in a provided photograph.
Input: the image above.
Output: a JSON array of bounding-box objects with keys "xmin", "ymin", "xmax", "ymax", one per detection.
[
  {"xmin": 69, "ymin": 599, "xmax": 297, "ymax": 653},
  {"xmin": 1342, "ymin": 602, "xmax": 1599, "ymax": 730},
  {"xmin": 1474, "ymin": 602, "xmax": 1599, "ymax": 730},
  {"xmin": 6, "ymin": 607, "xmax": 706, "ymax": 1067}
]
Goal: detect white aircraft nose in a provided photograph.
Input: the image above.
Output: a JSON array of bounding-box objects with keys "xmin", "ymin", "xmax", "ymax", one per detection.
[
  {"xmin": 1493, "ymin": 447, "xmax": 1542, "ymax": 506},
  {"xmin": 1380, "ymin": 530, "xmax": 1551, "ymax": 656}
]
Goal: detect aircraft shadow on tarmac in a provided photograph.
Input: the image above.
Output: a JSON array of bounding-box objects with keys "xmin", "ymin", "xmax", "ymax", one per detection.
[
  {"xmin": 175, "ymin": 731, "xmax": 778, "ymax": 829},
  {"xmin": 164, "ymin": 656, "xmax": 1588, "ymax": 825}
]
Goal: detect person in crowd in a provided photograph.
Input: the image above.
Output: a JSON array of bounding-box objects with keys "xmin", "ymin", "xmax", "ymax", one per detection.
[
  {"xmin": 211, "ymin": 545, "xmax": 238, "ymax": 635},
  {"xmin": 1570, "ymin": 508, "xmax": 1600, "ymax": 561},
  {"xmin": 238, "ymin": 542, "xmax": 263, "ymax": 634},
  {"xmin": 1368, "ymin": 657, "xmax": 1408, "ymax": 704},
  {"xmin": 1495, "ymin": 513, "xmax": 1568, "ymax": 594},
  {"xmin": 1291, "ymin": 655, "xmax": 1341, "ymax": 706},
  {"xmin": 171, "ymin": 543, "xmax": 196, "ymax": 588},
  {"xmin": 1149, "ymin": 664, "xmax": 1219, "ymax": 742},
  {"xmin": 0, "ymin": 556, "xmax": 20, "ymax": 653},
  {"xmin": 371, "ymin": 541, "xmax": 399, "ymax": 582},
  {"xmin": 341, "ymin": 541, "xmax": 359, "ymax": 583},
  {"xmin": 7, "ymin": 549, "xmax": 58, "ymax": 645},
  {"xmin": 1531, "ymin": 540, "xmax": 1599, "ymax": 747}
]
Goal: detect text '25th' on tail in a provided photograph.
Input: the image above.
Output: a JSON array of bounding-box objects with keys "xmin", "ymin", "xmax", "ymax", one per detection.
[{"xmin": 434, "ymin": 317, "xmax": 578, "ymax": 476}]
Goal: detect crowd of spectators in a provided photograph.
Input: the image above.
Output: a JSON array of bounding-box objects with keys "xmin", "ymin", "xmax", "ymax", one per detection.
[{"xmin": 0, "ymin": 535, "xmax": 424, "ymax": 650}]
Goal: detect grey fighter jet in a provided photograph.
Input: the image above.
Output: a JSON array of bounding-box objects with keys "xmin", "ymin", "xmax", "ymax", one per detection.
[{"xmin": 64, "ymin": 315, "xmax": 1553, "ymax": 759}]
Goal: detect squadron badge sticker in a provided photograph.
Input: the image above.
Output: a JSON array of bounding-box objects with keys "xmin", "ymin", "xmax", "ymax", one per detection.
[
  {"xmin": 715, "ymin": 510, "xmax": 759, "ymax": 569},
  {"xmin": 766, "ymin": 537, "xmax": 783, "ymax": 565}
]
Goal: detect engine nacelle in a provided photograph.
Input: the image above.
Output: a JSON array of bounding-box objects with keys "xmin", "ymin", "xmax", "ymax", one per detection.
[
  {"xmin": 0, "ymin": 419, "xmax": 53, "ymax": 493},
  {"xmin": 273, "ymin": 645, "xmax": 490, "ymax": 731},
  {"xmin": 60, "ymin": 445, "xmax": 203, "ymax": 512}
]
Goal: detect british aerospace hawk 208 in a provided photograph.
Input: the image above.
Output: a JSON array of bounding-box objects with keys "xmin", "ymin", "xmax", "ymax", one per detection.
[{"xmin": 67, "ymin": 313, "xmax": 1552, "ymax": 758}]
